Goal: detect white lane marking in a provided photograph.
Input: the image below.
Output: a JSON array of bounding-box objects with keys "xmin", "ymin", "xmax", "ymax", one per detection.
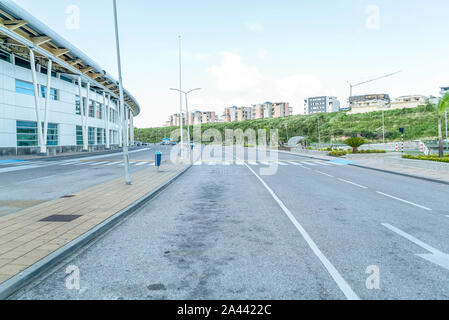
[
  {"xmin": 248, "ymin": 162, "xmax": 258, "ymax": 166},
  {"xmin": 287, "ymin": 161, "xmax": 302, "ymax": 166},
  {"xmin": 88, "ymin": 161, "xmax": 110, "ymax": 166},
  {"xmin": 223, "ymin": 161, "xmax": 232, "ymax": 166},
  {"xmin": 103, "ymin": 161, "xmax": 122, "ymax": 166},
  {"xmin": 277, "ymin": 161, "xmax": 288, "ymax": 166},
  {"xmin": 377, "ymin": 191, "xmax": 432, "ymax": 211},
  {"xmin": 194, "ymin": 161, "xmax": 202, "ymax": 166},
  {"xmin": 316, "ymin": 161, "xmax": 331, "ymax": 166},
  {"xmin": 382, "ymin": 223, "xmax": 449, "ymax": 271},
  {"xmin": 316, "ymin": 170, "xmax": 334, "ymax": 178},
  {"xmin": 0, "ymin": 165, "xmax": 42, "ymax": 173},
  {"xmin": 59, "ymin": 161, "xmax": 80, "ymax": 166},
  {"xmin": 236, "ymin": 161, "xmax": 245, "ymax": 166},
  {"xmin": 243, "ymin": 162, "xmax": 360, "ymax": 300},
  {"xmin": 74, "ymin": 162, "xmax": 88, "ymax": 166},
  {"xmin": 260, "ymin": 161, "xmax": 270, "ymax": 166},
  {"xmin": 301, "ymin": 161, "xmax": 317, "ymax": 166},
  {"xmin": 338, "ymin": 178, "xmax": 368, "ymax": 189},
  {"xmin": 16, "ymin": 174, "xmax": 58, "ymax": 184},
  {"xmin": 135, "ymin": 162, "xmax": 148, "ymax": 166}
]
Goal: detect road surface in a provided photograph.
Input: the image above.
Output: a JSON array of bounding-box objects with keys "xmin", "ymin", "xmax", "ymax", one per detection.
[{"xmin": 7, "ymin": 147, "xmax": 449, "ymax": 299}]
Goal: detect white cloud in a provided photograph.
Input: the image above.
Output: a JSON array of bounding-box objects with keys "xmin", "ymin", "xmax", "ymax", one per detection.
[
  {"xmin": 246, "ymin": 23, "xmax": 264, "ymax": 32},
  {"xmin": 208, "ymin": 52, "xmax": 264, "ymax": 92},
  {"xmin": 257, "ymin": 49, "xmax": 267, "ymax": 59}
]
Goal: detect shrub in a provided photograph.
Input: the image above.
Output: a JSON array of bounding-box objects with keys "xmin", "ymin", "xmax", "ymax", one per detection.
[
  {"xmin": 402, "ymin": 155, "xmax": 449, "ymax": 163},
  {"xmin": 328, "ymin": 150, "xmax": 348, "ymax": 157},
  {"xmin": 344, "ymin": 137, "xmax": 367, "ymax": 154}
]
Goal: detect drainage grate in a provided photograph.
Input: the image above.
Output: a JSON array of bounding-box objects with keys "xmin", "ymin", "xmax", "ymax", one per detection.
[{"xmin": 39, "ymin": 215, "xmax": 82, "ymax": 222}]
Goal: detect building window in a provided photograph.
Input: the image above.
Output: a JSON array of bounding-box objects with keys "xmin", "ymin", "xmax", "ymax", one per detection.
[
  {"xmin": 15, "ymin": 79, "xmax": 34, "ymax": 96},
  {"xmin": 40, "ymin": 86, "xmax": 58, "ymax": 100},
  {"xmin": 76, "ymin": 126, "xmax": 83, "ymax": 146},
  {"xmin": 16, "ymin": 121, "xmax": 58, "ymax": 147},
  {"xmin": 97, "ymin": 128, "xmax": 104, "ymax": 145},
  {"xmin": 89, "ymin": 100, "xmax": 95, "ymax": 118},
  {"xmin": 88, "ymin": 127, "xmax": 95, "ymax": 145},
  {"xmin": 15, "ymin": 57, "xmax": 31, "ymax": 69},
  {"xmin": 97, "ymin": 103, "xmax": 103, "ymax": 120},
  {"xmin": 0, "ymin": 50, "xmax": 10, "ymax": 62},
  {"xmin": 75, "ymin": 96, "xmax": 81, "ymax": 115}
]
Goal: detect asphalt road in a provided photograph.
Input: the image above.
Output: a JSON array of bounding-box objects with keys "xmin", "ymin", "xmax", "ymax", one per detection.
[
  {"xmin": 7, "ymin": 146, "xmax": 449, "ymax": 299},
  {"xmin": 0, "ymin": 145, "xmax": 172, "ymax": 217}
]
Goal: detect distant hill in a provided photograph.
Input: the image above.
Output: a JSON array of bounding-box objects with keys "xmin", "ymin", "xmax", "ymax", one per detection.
[{"xmin": 135, "ymin": 105, "xmax": 438, "ymax": 144}]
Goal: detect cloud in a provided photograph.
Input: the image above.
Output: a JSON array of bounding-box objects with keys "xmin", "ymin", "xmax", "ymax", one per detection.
[
  {"xmin": 208, "ymin": 52, "xmax": 264, "ymax": 92},
  {"xmin": 246, "ymin": 23, "xmax": 264, "ymax": 32},
  {"xmin": 257, "ymin": 49, "xmax": 267, "ymax": 59}
]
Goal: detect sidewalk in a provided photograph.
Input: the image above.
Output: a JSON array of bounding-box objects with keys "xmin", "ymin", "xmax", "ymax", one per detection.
[
  {"xmin": 286, "ymin": 149, "xmax": 449, "ymax": 184},
  {"xmin": 0, "ymin": 162, "xmax": 190, "ymax": 297}
]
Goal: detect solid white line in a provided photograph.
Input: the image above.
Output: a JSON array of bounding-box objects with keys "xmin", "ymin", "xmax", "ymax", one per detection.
[
  {"xmin": 277, "ymin": 161, "xmax": 288, "ymax": 166},
  {"xmin": 243, "ymin": 162, "xmax": 360, "ymax": 300},
  {"xmin": 194, "ymin": 161, "xmax": 202, "ymax": 166},
  {"xmin": 260, "ymin": 161, "xmax": 270, "ymax": 166},
  {"xmin": 382, "ymin": 223, "xmax": 441, "ymax": 255},
  {"xmin": 287, "ymin": 161, "xmax": 302, "ymax": 166},
  {"xmin": 248, "ymin": 162, "xmax": 258, "ymax": 166},
  {"xmin": 135, "ymin": 162, "xmax": 148, "ymax": 166},
  {"xmin": 0, "ymin": 165, "xmax": 42, "ymax": 173},
  {"xmin": 302, "ymin": 161, "xmax": 317, "ymax": 166},
  {"xmin": 316, "ymin": 170, "xmax": 334, "ymax": 178},
  {"xmin": 89, "ymin": 161, "xmax": 109, "ymax": 166},
  {"xmin": 377, "ymin": 191, "xmax": 432, "ymax": 211},
  {"xmin": 316, "ymin": 161, "xmax": 331, "ymax": 166},
  {"xmin": 103, "ymin": 161, "xmax": 121, "ymax": 166},
  {"xmin": 338, "ymin": 178, "xmax": 368, "ymax": 189}
]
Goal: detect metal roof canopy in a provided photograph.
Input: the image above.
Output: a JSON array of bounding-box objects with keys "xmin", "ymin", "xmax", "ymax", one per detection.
[{"xmin": 0, "ymin": 0, "xmax": 140, "ymax": 116}]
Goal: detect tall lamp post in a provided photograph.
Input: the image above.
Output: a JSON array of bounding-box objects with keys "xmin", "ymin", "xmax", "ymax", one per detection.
[
  {"xmin": 113, "ymin": 0, "xmax": 131, "ymax": 185},
  {"xmin": 170, "ymin": 88, "xmax": 201, "ymax": 161}
]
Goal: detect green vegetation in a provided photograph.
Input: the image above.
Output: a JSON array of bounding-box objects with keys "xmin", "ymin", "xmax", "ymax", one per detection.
[
  {"xmin": 344, "ymin": 137, "xmax": 367, "ymax": 154},
  {"xmin": 428, "ymin": 93, "xmax": 449, "ymax": 157},
  {"xmin": 402, "ymin": 154, "xmax": 449, "ymax": 163},
  {"xmin": 135, "ymin": 105, "xmax": 438, "ymax": 145},
  {"xmin": 328, "ymin": 149, "xmax": 386, "ymax": 157}
]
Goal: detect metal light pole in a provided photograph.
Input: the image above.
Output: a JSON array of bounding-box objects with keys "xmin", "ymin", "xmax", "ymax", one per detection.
[
  {"xmin": 178, "ymin": 35, "xmax": 184, "ymax": 157},
  {"xmin": 445, "ymin": 110, "xmax": 448, "ymax": 151},
  {"xmin": 170, "ymin": 88, "xmax": 201, "ymax": 161},
  {"xmin": 113, "ymin": 0, "xmax": 131, "ymax": 185}
]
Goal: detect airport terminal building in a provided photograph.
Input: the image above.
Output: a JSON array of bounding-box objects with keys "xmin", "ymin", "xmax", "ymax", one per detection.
[{"xmin": 0, "ymin": 1, "xmax": 139, "ymax": 156}]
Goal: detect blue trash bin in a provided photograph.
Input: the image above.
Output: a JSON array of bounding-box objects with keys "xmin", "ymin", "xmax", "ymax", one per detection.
[{"xmin": 155, "ymin": 151, "xmax": 162, "ymax": 169}]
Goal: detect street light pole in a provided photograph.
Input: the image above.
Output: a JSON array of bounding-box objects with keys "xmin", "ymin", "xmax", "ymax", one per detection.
[
  {"xmin": 170, "ymin": 88, "xmax": 201, "ymax": 161},
  {"xmin": 113, "ymin": 0, "xmax": 131, "ymax": 185},
  {"xmin": 178, "ymin": 35, "xmax": 184, "ymax": 157}
]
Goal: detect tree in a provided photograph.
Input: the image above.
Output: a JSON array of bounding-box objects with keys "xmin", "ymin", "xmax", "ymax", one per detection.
[
  {"xmin": 436, "ymin": 93, "xmax": 449, "ymax": 158},
  {"xmin": 344, "ymin": 137, "xmax": 367, "ymax": 154}
]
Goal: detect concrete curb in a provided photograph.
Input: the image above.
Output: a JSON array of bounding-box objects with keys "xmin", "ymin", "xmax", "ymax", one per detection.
[
  {"xmin": 0, "ymin": 164, "xmax": 192, "ymax": 300},
  {"xmin": 277, "ymin": 150, "xmax": 449, "ymax": 186}
]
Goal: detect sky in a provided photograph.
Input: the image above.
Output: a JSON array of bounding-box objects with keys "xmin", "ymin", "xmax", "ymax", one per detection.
[{"xmin": 11, "ymin": 0, "xmax": 449, "ymax": 128}]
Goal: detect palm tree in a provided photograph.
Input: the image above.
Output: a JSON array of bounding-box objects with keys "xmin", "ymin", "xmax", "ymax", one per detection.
[
  {"xmin": 344, "ymin": 137, "xmax": 367, "ymax": 154},
  {"xmin": 436, "ymin": 93, "xmax": 449, "ymax": 158}
]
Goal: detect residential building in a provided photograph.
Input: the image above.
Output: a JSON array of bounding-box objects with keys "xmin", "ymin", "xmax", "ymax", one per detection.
[
  {"xmin": 0, "ymin": 1, "xmax": 140, "ymax": 156},
  {"xmin": 237, "ymin": 107, "xmax": 252, "ymax": 122},
  {"xmin": 201, "ymin": 111, "xmax": 216, "ymax": 124},
  {"xmin": 441, "ymin": 86, "xmax": 449, "ymax": 95},
  {"xmin": 348, "ymin": 94, "xmax": 390, "ymax": 115},
  {"xmin": 252, "ymin": 104, "xmax": 265, "ymax": 119},
  {"xmin": 305, "ymin": 96, "xmax": 340, "ymax": 115},
  {"xmin": 390, "ymin": 95, "xmax": 428, "ymax": 110},
  {"xmin": 272, "ymin": 102, "xmax": 292, "ymax": 118},
  {"xmin": 224, "ymin": 106, "xmax": 238, "ymax": 122}
]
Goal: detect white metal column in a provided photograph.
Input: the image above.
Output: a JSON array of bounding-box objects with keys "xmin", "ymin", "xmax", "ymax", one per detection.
[
  {"xmin": 78, "ymin": 76, "xmax": 87, "ymax": 151},
  {"xmin": 130, "ymin": 111, "xmax": 134, "ymax": 145},
  {"xmin": 85, "ymin": 82, "xmax": 90, "ymax": 150},
  {"xmin": 118, "ymin": 99, "xmax": 123, "ymax": 147},
  {"xmin": 43, "ymin": 59, "xmax": 52, "ymax": 153},
  {"xmin": 29, "ymin": 49, "xmax": 45, "ymax": 155},
  {"xmin": 104, "ymin": 92, "xmax": 110, "ymax": 149}
]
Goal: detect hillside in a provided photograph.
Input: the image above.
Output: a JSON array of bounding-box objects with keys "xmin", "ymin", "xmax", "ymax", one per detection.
[{"xmin": 135, "ymin": 105, "xmax": 439, "ymax": 145}]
